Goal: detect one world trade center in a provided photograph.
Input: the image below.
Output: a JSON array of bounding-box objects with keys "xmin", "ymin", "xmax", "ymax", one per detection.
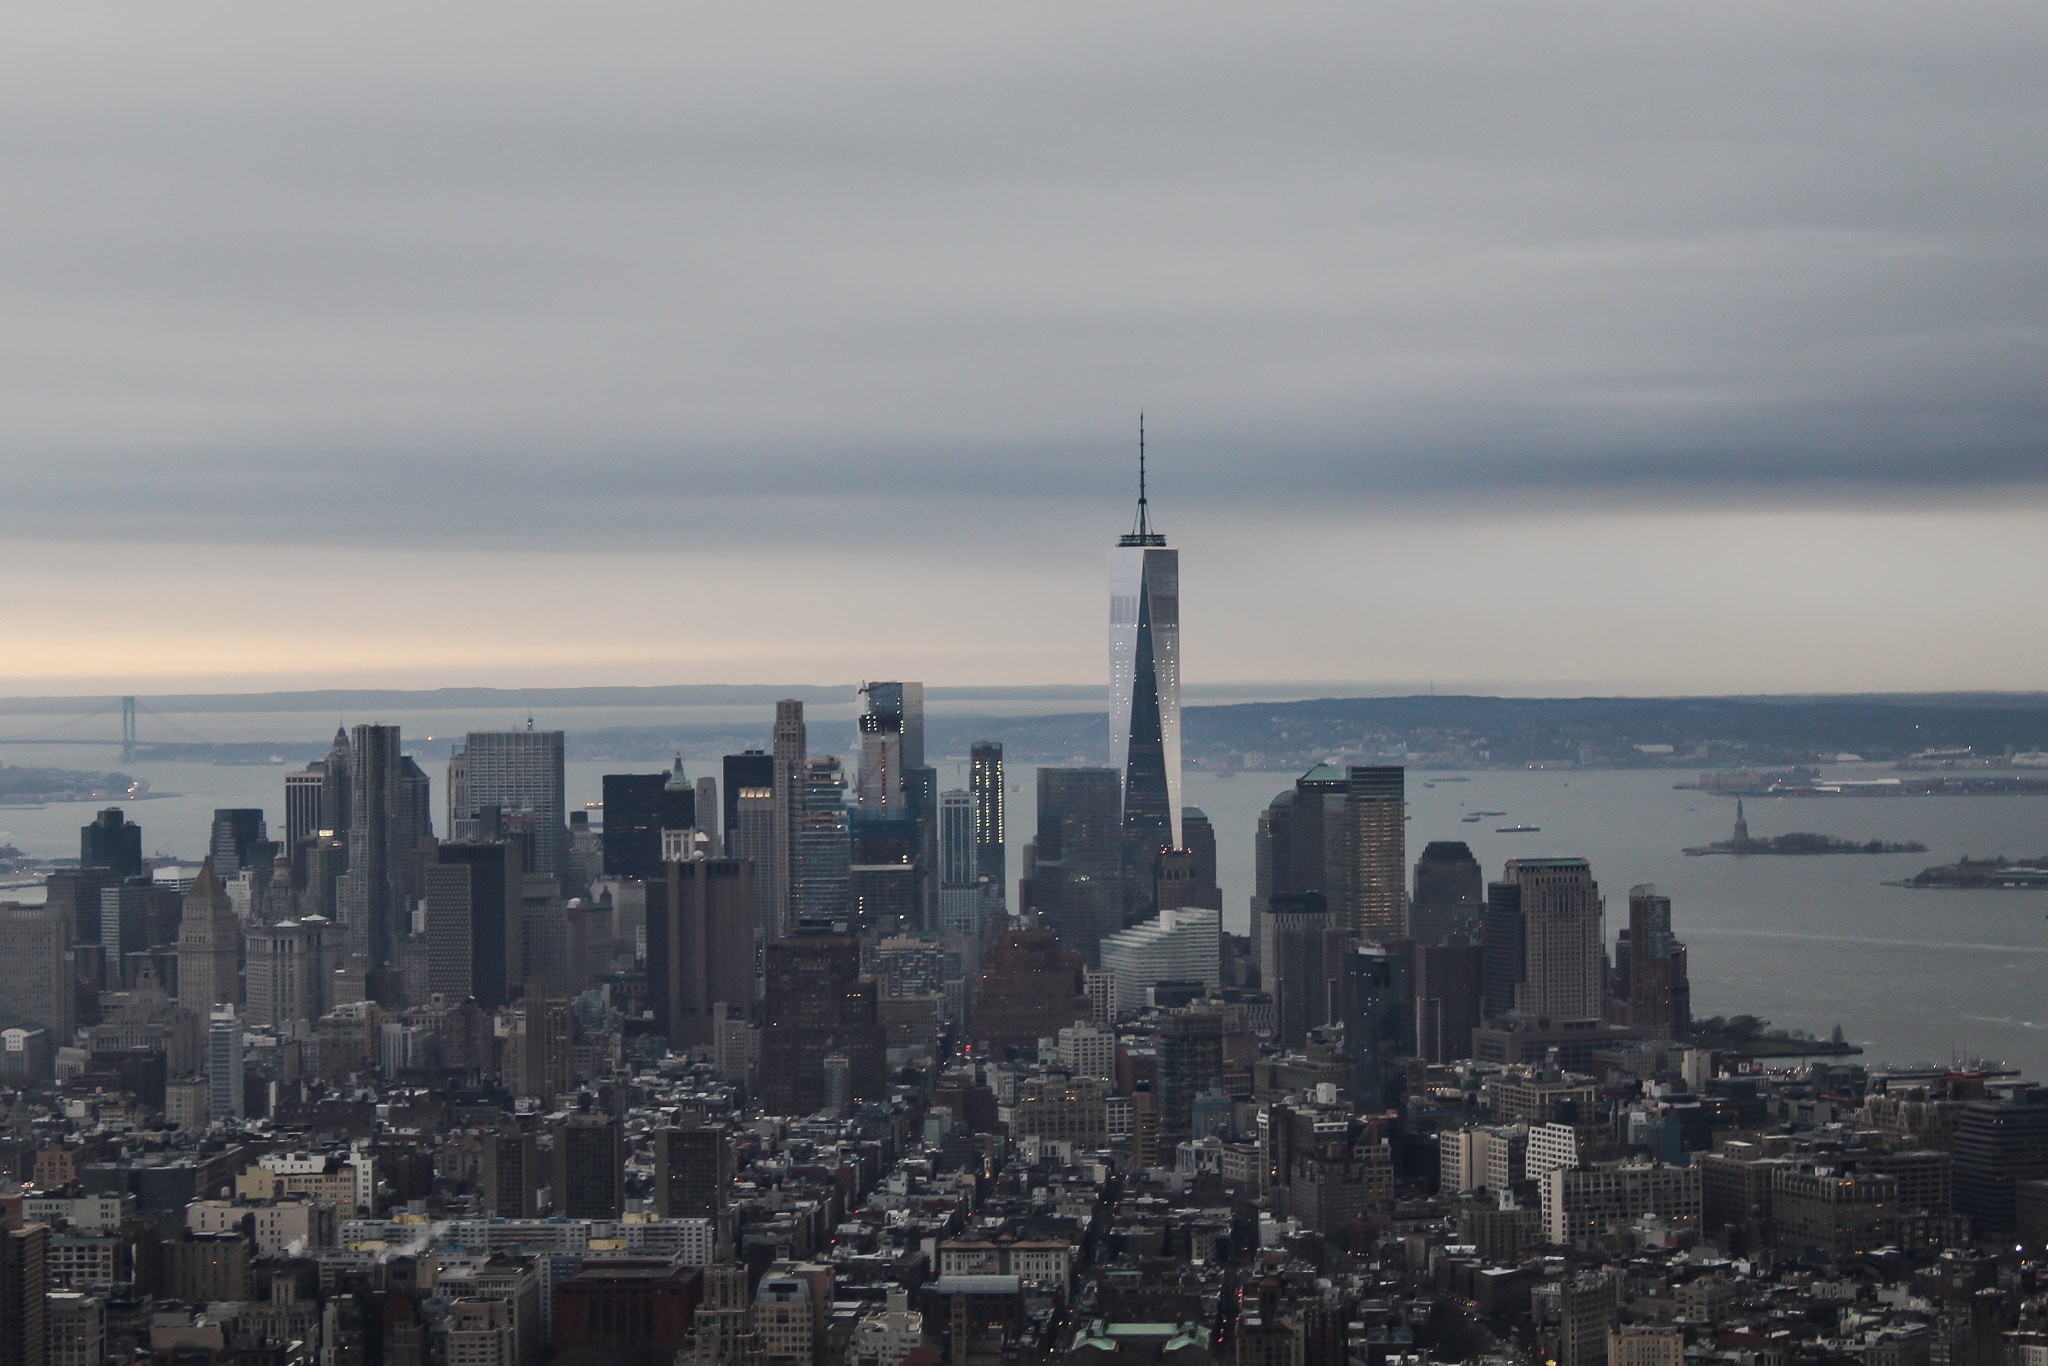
[{"xmin": 1108, "ymin": 419, "xmax": 1181, "ymax": 911}]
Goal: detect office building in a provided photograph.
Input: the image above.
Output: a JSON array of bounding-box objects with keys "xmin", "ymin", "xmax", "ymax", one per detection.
[
  {"xmin": 1098, "ymin": 908, "xmax": 1220, "ymax": 1016},
  {"xmin": 1342, "ymin": 766, "xmax": 1406, "ymax": 940},
  {"xmin": 771, "ymin": 701, "xmax": 808, "ymax": 942},
  {"xmin": 653, "ymin": 1119, "xmax": 731, "ymax": 1224},
  {"xmin": 722, "ymin": 750, "xmax": 775, "ymax": 848},
  {"xmin": 1177, "ymin": 807, "xmax": 1222, "ymax": 910},
  {"xmin": 970, "ymin": 741, "xmax": 1006, "ymax": 891},
  {"xmin": 1410, "ymin": 936, "xmax": 1484, "ymax": 1064},
  {"xmin": 1022, "ymin": 768, "xmax": 1121, "ymax": 965},
  {"xmin": 1480, "ymin": 881, "xmax": 1525, "ymax": 1020},
  {"xmin": 648, "ymin": 857, "xmax": 757, "ymax": 1048},
  {"xmin": 1267, "ymin": 898, "xmax": 1346, "ymax": 1048},
  {"xmin": 1543, "ymin": 1164, "xmax": 1701, "ymax": 1247},
  {"xmin": 1108, "ymin": 431, "xmax": 1182, "ymax": 895},
  {"xmin": 1344, "ymin": 943, "xmax": 1410, "ymax": 1108},
  {"xmin": 760, "ymin": 936, "xmax": 886, "ymax": 1114},
  {"xmin": 1555, "ymin": 1272, "xmax": 1619, "ymax": 1366},
  {"xmin": 1253, "ymin": 763, "xmax": 1406, "ymax": 949},
  {"xmin": 449, "ymin": 727, "xmax": 567, "ymax": 876},
  {"xmin": 1620, "ymin": 884, "xmax": 1691, "ymax": 1038},
  {"xmin": 1609, "ymin": 1328, "xmax": 1682, "ymax": 1366},
  {"xmin": 864, "ymin": 680, "xmax": 925, "ymax": 772},
  {"xmin": 340, "ymin": 724, "xmax": 430, "ymax": 972},
  {"xmin": 0, "ymin": 1223, "xmax": 47, "ymax": 1366},
  {"xmin": 513, "ymin": 986, "xmax": 575, "ymax": 1100},
  {"xmin": 79, "ymin": 808, "xmax": 143, "ymax": 880},
  {"xmin": 551, "ymin": 1113, "xmax": 625, "ymax": 1219},
  {"xmin": 206, "ymin": 1007, "xmax": 244, "ymax": 1122},
  {"xmin": 284, "ymin": 765, "xmax": 326, "ymax": 848},
  {"xmin": 695, "ymin": 774, "xmax": 719, "ymax": 849},
  {"xmin": 176, "ymin": 861, "xmax": 242, "ymax": 1011},
  {"xmin": 1507, "ymin": 858, "xmax": 1607, "ymax": 1025},
  {"xmin": 44, "ymin": 1291, "xmax": 100, "ymax": 1366},
  {"xmin": 856, "ymin": 710, "xmax": 905, "ymax": 815},
  {"xmin": 40, "ymin": 867, "xmax": 116, "ymax": 948},
  {"xmin": 797, "ymin": 758, "xmax": 851, "ymax": 922},
  {"xmin": 1953, "ymin": 1088, "xmax": 2048, "ymax": 1233},
  {"xmin": 555, "ymin": 1261, "xmax": 706, "ymax": 1359},
  {"xmin": 0, "ymin": 907, "xmax": 73, "ymax": 1040},
  {"xmin": 317, "ymin": 727, "xmax": 352, "ymax": 835},
  {"xmin": 938, "ymin": 790, "xmax": 975, "ymax": 887},
  {"xmin": 423, "ymin": 842, "xmax": 521, "ymax": 1010},
  {"xmin": 208, "ymin": 809, "xmax": 268, "ymax": 876},
  {"xmin": 731, "ymin": 782, "xmax": 778, "ymax": 950},
  {"xmin": 1411, "ymin": 840, "xmax": 1484, "ymax": 943},
  {"xmin": 482, "ymin": 1130, "xmax": 540, "ymax": 1218},
  {"xmin": 98, "ymin": 883, "xmax": 148, "ymax": 982},
  {"xmin": 602, "ymin": 770, "xmax": 696, "ymax": 883},
  {"xmin": 243, "ymin": 916, "xmax": 330, "ymax": 1028},
  {"xmin": 1156, "ymin": 1011, "xmax": 1224, "ymax": 1144},
  {"xmin": 971, "ymin": 928, "xmax": 1094, "ymax": 1056}
]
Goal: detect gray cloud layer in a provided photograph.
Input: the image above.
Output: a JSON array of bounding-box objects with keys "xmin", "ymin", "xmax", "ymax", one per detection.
[{"xmin": 3, "ymin": 3, "xmax": 2045, "ymax": 548}]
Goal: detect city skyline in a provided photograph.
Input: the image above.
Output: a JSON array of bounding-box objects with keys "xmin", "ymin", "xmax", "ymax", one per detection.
[{"xmin": 3, "ymin": 9, "xmax": 2048, "ymax": 1360}]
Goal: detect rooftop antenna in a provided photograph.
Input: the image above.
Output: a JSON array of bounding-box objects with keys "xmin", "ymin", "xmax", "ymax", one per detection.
[
  {"xmin": 1137, "ymin": 412, "xmax": 1149, "ymax": 539},
  {"xmin": 1121, "ymin": 412, "xmax": 1166, "ymax": 547}
]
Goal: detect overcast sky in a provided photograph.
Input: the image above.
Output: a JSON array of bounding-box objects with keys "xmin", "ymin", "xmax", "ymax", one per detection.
[{"xmin": 4, "ymin": 3, "xmax": 2045, "ymax": 695}]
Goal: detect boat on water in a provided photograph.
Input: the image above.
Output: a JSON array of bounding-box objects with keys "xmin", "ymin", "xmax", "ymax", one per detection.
[
  {"xmin": 1460, "ymin": 814, "xmax": 1481, "ymax": 823},
  {"xmin": 1496, "ymin": 824, "xmax": 1540, "ymax": 833}
]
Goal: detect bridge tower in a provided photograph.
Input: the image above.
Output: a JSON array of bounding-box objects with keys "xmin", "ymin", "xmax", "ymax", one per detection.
[{"xmin": 121, "ymin": 696, "xmax": 138, "ymax": 763}]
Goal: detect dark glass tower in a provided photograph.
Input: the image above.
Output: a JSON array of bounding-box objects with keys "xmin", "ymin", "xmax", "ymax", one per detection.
[{"xmin": 970, "ymin": 741, "xmax": 1005, "ymax": 889}]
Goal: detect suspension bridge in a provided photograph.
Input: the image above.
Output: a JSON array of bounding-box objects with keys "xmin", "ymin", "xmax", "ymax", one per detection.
[{"xmin": 0, "ymin": 697, "xmax": 218, "ymax": 762}]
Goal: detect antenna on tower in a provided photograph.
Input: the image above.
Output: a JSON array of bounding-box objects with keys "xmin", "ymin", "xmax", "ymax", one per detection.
[{"xmin": 1121, "ymin": 412, "xmax": 1166, "ymax": 547}]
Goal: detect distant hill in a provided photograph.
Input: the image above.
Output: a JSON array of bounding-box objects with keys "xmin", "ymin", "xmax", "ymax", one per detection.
[{"xmin": 82, "ymin": 691, "xmax": 2048, "ymax": 772}]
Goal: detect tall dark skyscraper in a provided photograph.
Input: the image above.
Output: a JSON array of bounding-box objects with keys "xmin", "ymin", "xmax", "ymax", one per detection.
[
  {"xmin": 0, "ymin": 1223, "xmax": 47, "ymax": 1366},
  {"xmin": 770, "ymin": 701, "xmax": 807, "ymax": 942},
  {"xmin": 646, "ymin": 857, "xmax": 756, "ymax": 1048},
  {"xmin": 653, "ymin": 1118, "xmax": 731, "ymax": 1225},
  {"xmin": 760, "ymin": 936, "xmax": 885, "ymax": 1114},
  {"xmin": 1252, "ymin": 763, "xmax": 1407, "ymax": 948},
  {"xmin": 1108, "ymin": 422, "xmax": 1181, "ymax": 899},
  {"xmin": 423, "ymin": 842, "xmax": 521, "ymax": 1010},
  {"xmin": 1479, "ymin": 880, "xmax": 1525, "ymax": 1021},
  {"xmin": 1411, "ymin": 840, "xmax": 1484, "ymax": 944},
  {"xmin": 722, "ymin": 751, "xmax": 775, "ymax": 849},
  {"xmin": 320, "ymin": 728, "xmax": 352, "ymax": 833},
  {"xmin": 551, "ymin": 1113, "xmax": 625, "ymax": 1219},
  {"xmin": 482, "ymin": 1129, "xmax": 539, "ymax": 1218},
  {"xmin": 1623, "ymin": 884, "xmax": 1690, "ymax": 1040},
  {"xmin": 601, "ymin": 772, "xmax": 696, "ymax": 882},
  {"xmin": 970, "ymin": 741, "xmax": 1006, "ymax": 891},
  {"xmin": 1024, "ymin": 768, "xmax": 1122, "ymax": 965},
  {"xmin": 208, "ymin": 809, "xmax": 268, "ymax": 875},
  {"xmin": 79, "ymin": 808, "xmax": 143, "ymax": 880},
  {"xmin": 341, "ymin": 724, "xmax": 430, "ymax": 974}
]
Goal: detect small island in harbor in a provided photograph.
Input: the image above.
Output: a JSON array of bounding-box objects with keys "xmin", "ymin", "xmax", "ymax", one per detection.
[
  {"xmin": 1892, "ymin": 856, "xmax": 2048, "ymax": 889},
  {"xmin": 1683, "ymin": 799, "xmax": 1926, "ymax": 857},
  {"xmin": 0, "ymin": 761, "xmax": 145, "ymax": 805}
]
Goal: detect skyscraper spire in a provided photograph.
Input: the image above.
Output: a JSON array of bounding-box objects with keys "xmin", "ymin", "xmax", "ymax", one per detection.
[{"xmin": 1122, "ymin": 412, "xmax": 1165, "ymax": 548}]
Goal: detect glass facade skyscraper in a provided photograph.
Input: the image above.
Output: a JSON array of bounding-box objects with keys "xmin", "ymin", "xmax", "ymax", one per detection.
[{"xmin": 1109, "ymin": 426, "xmax": 1181, "ymax": 896}]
